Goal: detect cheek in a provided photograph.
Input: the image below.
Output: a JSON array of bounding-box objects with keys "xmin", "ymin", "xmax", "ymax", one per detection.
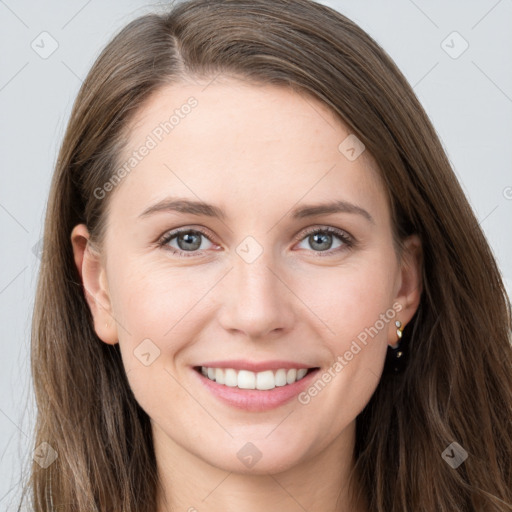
[
  {"xmin": 108, "ymin": 264, "xmax": 205, "ymax": 424},
  {"xmin": 292, "ymin": 270, "xmax": 397, "ymax": 444},
  {"xmin": 296, "ymin": 252, "xmax": 398, "ymax": 344},
  {"xmin": 107, "ymin": 258, "xmax": 229, "ymax": 402},
  {"xmin": 110, "ymin": 263, "xmax": 197, "ymax": 348}
]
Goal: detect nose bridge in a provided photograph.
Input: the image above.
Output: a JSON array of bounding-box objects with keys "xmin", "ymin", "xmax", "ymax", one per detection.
[
  {"xmin": 218, "ymin": 238, "xmax": 295, "ymax": 338},
  {"xmin": 236, "ymin": 248, "xmax": 278, "ymax": 298},
  {"xmin": 233, "ymin": 232, "xmax": 278, "ymax": 289}
]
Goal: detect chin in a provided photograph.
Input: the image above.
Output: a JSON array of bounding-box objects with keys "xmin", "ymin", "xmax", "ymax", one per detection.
[{"xmin": 200, "ymin": 437, "xmax": 311, "ymax": 476}]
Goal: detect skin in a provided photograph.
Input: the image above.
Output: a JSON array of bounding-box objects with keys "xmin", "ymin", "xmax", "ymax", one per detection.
[{"xmin": 71, "ymin": 76, "xmax": 422, "ymax": 512}]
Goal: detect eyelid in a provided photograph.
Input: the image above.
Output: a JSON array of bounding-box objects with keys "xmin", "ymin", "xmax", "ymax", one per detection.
[
  {"xmin": 292, "ymin": 225, "xmax": 353, "ymax": 244},
  {"xmin": 157, "ymin": 226, "xmax": 217, "ymax": 252}
]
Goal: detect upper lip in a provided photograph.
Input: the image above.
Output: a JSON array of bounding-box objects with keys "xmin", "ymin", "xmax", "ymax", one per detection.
[{"xmin": 195, "ymin": 359, "xmax": 319, "ymax": 372}]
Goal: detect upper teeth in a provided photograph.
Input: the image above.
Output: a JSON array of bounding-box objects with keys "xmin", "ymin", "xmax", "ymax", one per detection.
[{"xmin": 200, "ymin": 367, "xmax": 309, "ymax": 390}]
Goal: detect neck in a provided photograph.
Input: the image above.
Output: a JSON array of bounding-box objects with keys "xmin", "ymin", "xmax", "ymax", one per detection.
[{"xmin": 154, "ymin": 420, "xmax": 368, "ymax": 512}]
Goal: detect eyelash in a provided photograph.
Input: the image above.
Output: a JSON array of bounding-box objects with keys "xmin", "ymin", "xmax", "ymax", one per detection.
[{"xmin": 157, "ymin": 225, "xmax": 354, "ymax": 258}]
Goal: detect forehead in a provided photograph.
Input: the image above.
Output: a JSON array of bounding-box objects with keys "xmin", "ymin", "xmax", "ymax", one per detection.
[{"xmin": 108, "ymin": 77, "xmax": 388, "ymax": 225}]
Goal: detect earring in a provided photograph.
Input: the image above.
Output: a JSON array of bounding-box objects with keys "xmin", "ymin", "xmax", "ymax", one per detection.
[{"xmin": 384, "ymin": 320, "xmax": 407, "ymax": 374}]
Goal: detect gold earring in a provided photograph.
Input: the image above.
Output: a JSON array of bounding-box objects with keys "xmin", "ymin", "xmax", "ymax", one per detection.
[
  {"xmin": 396, "ymin": 320, "xmax": 404, "ymax": 340},
  {"xmin": 385, "ymin": 320, "xmax": 407, "ymax": 373}
]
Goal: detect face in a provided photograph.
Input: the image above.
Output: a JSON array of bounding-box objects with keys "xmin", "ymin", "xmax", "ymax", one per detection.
[{"xmin": 72, "ymin": 76, "xmax": 421, "ymax": 476}]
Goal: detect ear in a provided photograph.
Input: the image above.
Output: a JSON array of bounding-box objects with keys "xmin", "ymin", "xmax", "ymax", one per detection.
[
  {"xmin": 70, "ymin": 224, "xmax": 118, "ymax": 345},
  {"xmin": 389, "ymin": 234, "xmax": 423, "ymax": 346}
]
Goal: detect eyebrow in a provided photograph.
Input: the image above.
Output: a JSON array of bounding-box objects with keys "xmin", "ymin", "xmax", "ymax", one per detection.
[{"xmin": 138, "ymin": 197, "xmax": 375, "ymax": 224}]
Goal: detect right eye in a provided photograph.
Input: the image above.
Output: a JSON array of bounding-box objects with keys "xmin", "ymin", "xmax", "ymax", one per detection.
[{"xmin": 157, "ymin": 227, "xmax": 217, "ymax": 257}]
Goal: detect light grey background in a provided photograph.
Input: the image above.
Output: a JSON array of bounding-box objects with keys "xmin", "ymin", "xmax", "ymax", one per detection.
[{"xmin": 1, "ymin": 0, "xmax": 511, "ymax": 509}]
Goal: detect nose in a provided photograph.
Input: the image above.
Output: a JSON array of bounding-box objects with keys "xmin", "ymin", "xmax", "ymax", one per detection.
[{"xmin": 217, "ymin": 250, "xmax": 297, "ymax": 341}]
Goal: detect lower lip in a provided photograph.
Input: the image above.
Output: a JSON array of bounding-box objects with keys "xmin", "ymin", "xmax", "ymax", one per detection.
[{"xmin": 192, "ymin": 367, "xmax": 321, "ymax": 412}]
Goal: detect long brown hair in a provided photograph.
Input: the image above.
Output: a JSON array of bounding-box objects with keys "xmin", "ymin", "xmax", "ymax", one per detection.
[{"xmin": 22, "ymin": 0, "xmax": 512, "ymax": 510}]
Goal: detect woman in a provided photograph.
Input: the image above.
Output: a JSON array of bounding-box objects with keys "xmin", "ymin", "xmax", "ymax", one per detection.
[{"xmin": 22, "ymin": 0, "xmax": 512, "ymax": 510}]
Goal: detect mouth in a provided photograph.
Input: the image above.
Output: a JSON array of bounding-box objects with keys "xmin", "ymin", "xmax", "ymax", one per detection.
[
  {"xmin": 193, "ymin": 365, "xmax": 319, "ymax": 391},
  {"xmin": 192, "ymin": 364, "xmax": 321, "ymax": 412}
]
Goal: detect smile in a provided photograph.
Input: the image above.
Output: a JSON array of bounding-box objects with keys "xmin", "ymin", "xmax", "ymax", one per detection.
[
  {"xmin": 196, "ymin": 366, "xmax": 316, "ymax": 390},
  {"xmin": 192, "ymin": 364, "xmax": 321, "ymax": 412}
]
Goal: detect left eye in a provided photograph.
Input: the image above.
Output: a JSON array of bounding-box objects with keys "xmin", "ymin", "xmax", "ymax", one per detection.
[
  {"xmin": 158, "ymin": 226, "xmax": 354, "ymax": 257},
  {"xmin": 295, "ymin": 227, "xmax": 353, "ymax": 255}
]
